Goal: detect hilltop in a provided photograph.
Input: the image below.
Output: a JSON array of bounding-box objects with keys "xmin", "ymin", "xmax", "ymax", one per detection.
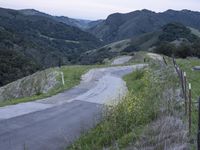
[{"xmin": 19, "ymin": 9, "xmax": 103, "ymax": 30}]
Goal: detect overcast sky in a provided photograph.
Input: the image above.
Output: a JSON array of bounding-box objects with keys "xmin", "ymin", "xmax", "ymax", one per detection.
[{"xmin": 0, "ymin": 0, "xmax": 200, "ymax": 20}]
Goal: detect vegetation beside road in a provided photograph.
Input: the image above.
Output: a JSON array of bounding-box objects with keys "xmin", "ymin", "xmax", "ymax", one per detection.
[
  {"xmin": 68, "ymin": 68, "xmax": 155, "ymax": 149},
  {"xmin": 68, "ymin": 57, "xmax": 181, "ymax": 149}
]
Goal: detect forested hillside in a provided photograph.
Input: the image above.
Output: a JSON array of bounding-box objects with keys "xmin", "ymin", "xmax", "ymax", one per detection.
[
  {"xmin": 88, "ymin": 9, "xmax": 200, "ymax": 43},
  {"xmin": 0, "ymin": 7, "xmax": 102, "ymax": 86}
]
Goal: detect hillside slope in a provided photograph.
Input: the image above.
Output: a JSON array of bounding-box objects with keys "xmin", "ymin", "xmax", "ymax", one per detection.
[
  {"xmin": 81, "ymin": 23, "xmax": 200, "ymax": 64},
  {"xmin": 88, "ymin": 9, "xmax": 200, "ymax": 43},
  {"xmin": 0, "ymin": 7, "xmax": 102, "ymax": 86}
]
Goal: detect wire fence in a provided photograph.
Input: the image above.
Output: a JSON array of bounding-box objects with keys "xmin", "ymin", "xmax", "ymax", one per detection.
[{"xmin": 172, "ymin": 56, "xmax": 200, "ymax": 149}]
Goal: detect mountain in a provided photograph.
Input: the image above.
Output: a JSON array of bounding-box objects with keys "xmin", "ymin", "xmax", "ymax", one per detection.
[
  {"xmin": 80, "ymin": 23, "xmax": 200, "ymax": 64},
  {"xmin": 20, "ymin": 9, "xmax": 103, "ymax": 30},
  {"xmin": 0, "ymin": 7, "xmax": 102, "ymax": 86},
  {"xmin": 88, "ymin": 9, "xmax": 200, "ymax": 43}
]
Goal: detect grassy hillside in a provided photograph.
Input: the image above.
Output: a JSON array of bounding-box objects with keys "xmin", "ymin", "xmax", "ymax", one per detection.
[
  {"xmin": 81, "ymin": 23, "xmax": 200, "ymax": 65},
  {"xmin": 79, "ymin": 31, "xmax": 161, "ymax": 65},
  {"xmin": 189, "ymin": 27, "xmax": 200, "ymax": 37},
  {"xmin": 80, "ymin": 39, "xmax": 132, "ymax": 64}
]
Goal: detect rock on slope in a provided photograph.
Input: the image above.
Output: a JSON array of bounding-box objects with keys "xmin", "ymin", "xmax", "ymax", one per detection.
[{"xmin": 0, "ymin": 68, "xmax": 60, "ymax": 102}]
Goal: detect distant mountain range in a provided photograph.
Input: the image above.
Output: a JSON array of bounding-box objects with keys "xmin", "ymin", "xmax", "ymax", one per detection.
[
  {"xmin": 8, "ymin": 8, "xmax": 200, "ymax": 44},
  {"xmin": 88, "ymin": 9, "xmax": 200, "ymax": 43},
  {"xmin": 19, "ymin": 9, "xmax": 103, "ymax": 30}
]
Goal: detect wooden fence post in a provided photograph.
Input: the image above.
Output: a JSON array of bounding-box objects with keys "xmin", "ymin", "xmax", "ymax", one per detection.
[
  {"xmin": 184, "ymin": 72, "xmax": 187, "ymax": 115},
  {"xmin": 189, "ymin": 83, "xmax": 192, "ymax": 136},
  {"xmin": 61, "ymin": 72, "xmax": 65, "ymax": 86},
  {"xmin": 198, "ymin": 97, "xmax": 200, "ymax": 150},
  {"xmin": 176, "ymin": 66, "xmax": 182, "ymax": 80},
  {"xmin": 180, "ymin": 70, "xmax": 185, "ymax": 98}
]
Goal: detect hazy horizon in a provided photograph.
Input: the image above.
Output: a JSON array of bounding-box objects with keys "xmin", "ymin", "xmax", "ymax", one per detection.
[{"xmin": 0, "ymin": 0, "xmax": 200, "ymax": 20}]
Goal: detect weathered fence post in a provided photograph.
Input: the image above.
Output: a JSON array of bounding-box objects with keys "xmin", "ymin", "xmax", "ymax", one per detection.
[
  {"xmin": 189, "ymin": 83, "xmax": 192, "ymax": 136},
  {"xmin": 198, "ymin": 97, "xmax": 200, "ymax": 150},
  {"xmin": 61, "ymin": 72, "xmax": 65, "ymax": 86},
  {"xmin": 184, "ymin": 72, "xmax": 187, "ymax": 115},
  {"xmin": 180, "ymin": 70, "xmax": 185, "ymax": 98},
  {"xmin": 176, "ymin": 66, "xmax": 182, "ymax": 80}
]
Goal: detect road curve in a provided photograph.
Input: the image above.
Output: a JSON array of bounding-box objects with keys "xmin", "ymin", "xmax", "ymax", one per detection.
[
  {"xmin": 111, "ymin": 56, "xmax": 132, "ymax": 65},
  {"xmin": 0, "ymin": 64, "xmax": 146, "ymax": 150}
]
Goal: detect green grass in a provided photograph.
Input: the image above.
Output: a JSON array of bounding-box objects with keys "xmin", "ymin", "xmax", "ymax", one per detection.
[
  {"xmin": 59, "ymin": 65, "xmax": 93, "ymax": 90},
  {"xmin": 177, "ymin": 58, "xmax": 200, "ymax": 148},
  {"xmin": 177, "ymin": 58, "xmax": 200, "ymax": 101},
  {"xmin": 0, "ymin": 65, "xmax": 95, "ymax": 107}
]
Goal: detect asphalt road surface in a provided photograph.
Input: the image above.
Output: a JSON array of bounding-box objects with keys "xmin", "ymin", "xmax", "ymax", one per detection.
[{"xmin": 0, "ymin": 64, "xmax": 146, "ymax": 150}]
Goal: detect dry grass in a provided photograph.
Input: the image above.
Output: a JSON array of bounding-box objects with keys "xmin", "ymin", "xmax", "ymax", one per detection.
[
  {"xmin": 126, "ymin": 61, "xmax": 189, "ymax": 150},
  {"xmin": 128, "ymin": 116, "xmax": 188, "ymax": 150}
]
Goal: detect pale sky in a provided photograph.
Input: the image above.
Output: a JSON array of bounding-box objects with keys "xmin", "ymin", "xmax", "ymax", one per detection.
[{"xmin": 0, "ymin": 0, "xmax": 200, "ymax": 20}]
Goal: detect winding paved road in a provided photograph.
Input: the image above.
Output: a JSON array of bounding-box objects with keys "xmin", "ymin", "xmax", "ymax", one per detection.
[{"xmin": 0, "ymin": 64, "xmax": 146, "ymax": 150}]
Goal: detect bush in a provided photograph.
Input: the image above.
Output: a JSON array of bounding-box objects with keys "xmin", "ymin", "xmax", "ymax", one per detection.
[
  {"xmin": 154, "ymin": 42, "xmax": 175, "ymax": 57},
  {"xmin": 159, "ymin": 23, "xmax": 197, "ymax": 42}
]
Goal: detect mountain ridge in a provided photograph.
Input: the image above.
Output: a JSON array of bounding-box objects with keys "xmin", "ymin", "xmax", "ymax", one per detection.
[
  {"xmin": 19, "ymin": 9, "xmax": 103, "ymax": 30},
  {"xmin": 88, "ymin": 9, "xmax": 200, "ymax": 43}
]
